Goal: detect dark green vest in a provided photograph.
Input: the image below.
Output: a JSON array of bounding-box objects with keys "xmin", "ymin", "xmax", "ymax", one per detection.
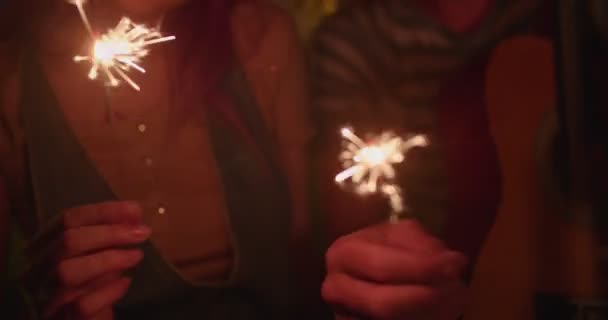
[{"xmin": 17, "ymin": 52, "xmax": 294, "ymax": 319}]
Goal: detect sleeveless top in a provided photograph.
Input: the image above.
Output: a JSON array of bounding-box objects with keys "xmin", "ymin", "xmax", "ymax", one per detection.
[{"xmin": 12, "ymin": 49, "xmax": 295, "ymax": 319}]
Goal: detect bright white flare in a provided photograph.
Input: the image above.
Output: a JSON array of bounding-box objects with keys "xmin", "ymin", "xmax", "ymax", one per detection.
[
  {"xmin": 69, "ymin": 0, "xmax": 176, "ymax": 91},
  {"xmin": 335, "ymin": 127, "xmax": 428, "ymax": 220}
]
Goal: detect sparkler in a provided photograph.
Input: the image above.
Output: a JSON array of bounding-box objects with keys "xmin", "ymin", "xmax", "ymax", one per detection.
[
  {"xmin": 335, "ymin": 127, "xmax": 429, "ymax": 223},
  {"xmin": 68, "ymin": 0, "xmax": 176, "ymax": 91}
]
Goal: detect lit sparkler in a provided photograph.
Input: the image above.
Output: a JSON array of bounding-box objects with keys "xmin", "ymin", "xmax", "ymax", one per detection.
[
  {"xmin": 69, "ymin": 0, "xmax": 176, "ymax": 91},
  {"xmin": 335, "ymin": 127, "xmax": 429, "ymax": 223}
]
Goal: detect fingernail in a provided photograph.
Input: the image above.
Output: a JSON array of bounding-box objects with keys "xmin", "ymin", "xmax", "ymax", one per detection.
[
  {"xmin": 125, "ymin": 250, "xmax": 144, "ymax": 265},
  {"xmin": 131, "ymin": 226, "xmax": 151, "ymax": 241}
]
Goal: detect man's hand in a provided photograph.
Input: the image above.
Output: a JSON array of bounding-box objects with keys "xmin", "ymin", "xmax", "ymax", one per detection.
[{"xmin": 322, "ymin": 220, "xmax": 469, "ymax": 320}]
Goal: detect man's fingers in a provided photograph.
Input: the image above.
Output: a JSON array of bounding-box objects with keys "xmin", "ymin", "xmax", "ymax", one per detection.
[
  {"xmin": 322, "ymin": 274, "xmax": 444, "ymax": 320},
  {"xmin": 326, "ymin": 237, "xmax": 467, "ymax": 284},
  {"xmin": 384, "ymin": 220, "xmax": 446, "ymax": 253},
  {"xmin": 324, "ymin": 220, "xmax": 469, "ymax": 319},
  {"xmin": 71, "ymin": 278, "xmax": 131, "ymax": 319},
  {"xmin": 56, "ymin": 250, "xmax": 143, "ymax": 287},
  {"xmin": 62, "ymin": 224, "xmax": 151, "ymax": 257},
  {"xmin": 63, "ymin": 201, "xmax": 142, "ymax": 228},
  {"xmin": 360, "ymin": 220, "xmax": 446, "ymax": 254}
]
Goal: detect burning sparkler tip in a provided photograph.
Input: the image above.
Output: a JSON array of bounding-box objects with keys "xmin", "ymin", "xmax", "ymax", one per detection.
[{"xmin": 335, "ymin": 126, "xmax": 430, "ymax": 221}]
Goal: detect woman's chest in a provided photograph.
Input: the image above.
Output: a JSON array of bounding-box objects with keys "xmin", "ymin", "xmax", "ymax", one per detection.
[{"xmin": 43, "ymin": 57, "xmax": 229, "ymax": 224}]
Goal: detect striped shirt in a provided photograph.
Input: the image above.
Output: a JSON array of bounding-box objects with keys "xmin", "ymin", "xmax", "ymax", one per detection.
[{"xmin": 311, "ymin": 0, "xmax": 541, "ymax": 259}]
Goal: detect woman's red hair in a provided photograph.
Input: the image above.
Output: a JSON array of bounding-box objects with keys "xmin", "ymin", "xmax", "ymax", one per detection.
[{"xmin": 166, "ymin": 0, "xmax": 237, "ymax": 101}]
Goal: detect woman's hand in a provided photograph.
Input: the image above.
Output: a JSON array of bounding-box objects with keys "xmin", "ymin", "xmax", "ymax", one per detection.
[
  {"xmin": 322, "ymin": 220, "xmax": 469, "ymax": 320},
  {"xmin": 44, "ymin": 201, "xmax": 150, "ymax": 320}
]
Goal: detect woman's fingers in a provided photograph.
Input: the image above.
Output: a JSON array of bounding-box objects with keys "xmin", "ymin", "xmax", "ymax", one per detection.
[
  {"xmin": 49, "ymin": 278, "xmax": 131, "ymax": 320},
  {"xmin": 72, "ymin": 277, "xmax": 131, "ymax": 319},
  {"xmin": 43, "ymin": 202, "xmax": 146, "ymax": 319},
  {"xmin": 322, "ymin": 274, "xmax": 455, "ymax": 320},
  {"xmin": 56, "ymin": 249, "xmax": 143, "ymax": 287},
  {"xmin": 62, "ymin": 224, "xmax": 151, "ymax": 258},
  {"xmin": 326, "ymin": 236, "xmax": 467, "ymax": 284},
  {"xmin": 427, "ymin": 282, "xmax": 469, "ymax": 320},
  {"xmin": 44, "ymin": 273, "xmax": 121, "ymax": 318},
  {"xmin": 63, "ymin": 201, "xmax": 142, "ymax": 228},
  {"xmin": 90, "ymin": 308, "xmax": 114, "ymax": 320}
]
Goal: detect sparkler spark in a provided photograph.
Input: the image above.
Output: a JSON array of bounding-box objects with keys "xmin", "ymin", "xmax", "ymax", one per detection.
[
  {"xmin": 69, "ymin": 0, "xmax": 176, "ymax": 91},
  {"xmin": 335, "ymin": 127, "xmax": 428, "ymax": 222}
]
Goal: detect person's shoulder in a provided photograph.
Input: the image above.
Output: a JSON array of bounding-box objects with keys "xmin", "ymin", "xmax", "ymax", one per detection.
[{"xmin": 231, "ymin": 0, "xmax": 299, "ymax": 61}]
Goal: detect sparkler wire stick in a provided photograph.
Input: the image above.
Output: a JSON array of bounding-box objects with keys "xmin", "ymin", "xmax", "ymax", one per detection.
[
  {"xmin": 69, "ymin": 0, "xmax": 94, "ymax": 36},
  {"xmin": 103, "ymin": 86, "xmax": 113, "ymax": 123},
  {"xmin": 335, "ymin": 127, "xmax": 429, "ymax": 223}
]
